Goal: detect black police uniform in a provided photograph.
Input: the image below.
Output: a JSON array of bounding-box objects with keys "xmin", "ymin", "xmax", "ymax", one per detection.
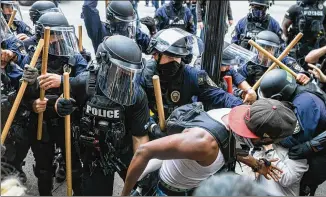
[
  {"xmin": 23, "ymin": 13, "xmax": 87, "ymax": 196},
  {"xmin": 285, "ymin": 0, "xmax": 326, "ymax": 67},
  {"xmin": 65, "ymin": 36, "xmax": 150, "ymax": 195}
]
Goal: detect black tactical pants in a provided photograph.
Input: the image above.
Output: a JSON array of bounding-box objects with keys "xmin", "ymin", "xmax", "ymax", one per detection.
[
  {"xmin": 300, "ymin": 150, "xmax": 326, "ymax": 196},
  {"xmin": 81, "ymin": 148, "xmax": 133, "ymax": 196},
  {"xmin": 28, "ymin": 115, "xmax": 82, "ymax": 196}
]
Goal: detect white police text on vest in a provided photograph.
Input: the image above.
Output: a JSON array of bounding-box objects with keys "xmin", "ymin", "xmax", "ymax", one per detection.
[{"xmin": 86, "ymin": 105, "xmax": 120, "ymax": 119}]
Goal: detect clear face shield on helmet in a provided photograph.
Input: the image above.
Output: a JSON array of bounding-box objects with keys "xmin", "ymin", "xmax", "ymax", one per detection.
[
  {"xmin": 223, "ymin": 42, "xmax": 258, "ymax": 67},
  {"xmin": 47, "ymin": 26, "xmax": 80, "ymax": 57},
  {"xmin": 105, "ymin": 13, "xmax": 137, "ymax": 40},
  {"xmin": 147, "ymin": 28, "xmax": 193, "ymax": 55},
  {"xmin": 1, "ymin": 1, "xmax": 23, "ymax": 22},
  {"xmin": 98, "ymin": 56, "xmax": 145, "ymax": 106},
  {"xmin": 251, "ymin": 39, "xmax": 280, "ymax": 67},
  {"xmin": 0, "ymin": 14, "xmax": 13, "ymax": 41}
]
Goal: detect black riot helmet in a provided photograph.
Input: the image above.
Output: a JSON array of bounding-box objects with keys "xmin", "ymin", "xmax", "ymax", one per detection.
[
  {"xmin": 96, "ymin": 35, "xmax": 145, "ymax": 106},
  {"xmin": 29, "ymin": 1, "xmax": 61, "ymax": 25},
  {"xmin": 147, "ymin": 28, "xmax": 192, "ymax": 58},
  {"xmin": 106, "ymin": 1, "xmax": 137, "ymax": 39},
  {"xmin": 258, "ymin": 69, "xmax": 298, "ymax": 101},
  {"xmin": 251, "ymin": 30, "xmax": 280, "ymax": 67},
  {"xmin": 301, "ymin": 0, "xmax": 317, "ymax": 4},
  {"xmin": 36, "ymin": 12, "xmax": 79, "ymax": 57},
  {"xmin": 249, "ymin": 0, "xmax": 270, "ymax": 7}
]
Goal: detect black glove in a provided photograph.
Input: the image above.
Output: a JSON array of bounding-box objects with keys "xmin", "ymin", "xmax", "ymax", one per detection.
[
  {"xmin": 148, "ymin": 124, "xmax": 167, "ymax": 139},
  {"xmin": 288, "ymin": 141, "xmax": 313, "ymax": 160},
  {"xmin": 140, "ymin": 16, "xmax": 156, "ymax": 35},
  {"xmin": 57, "ymin": 98, "xmax": 76, "ymax": 117},
  {"xmin": 22, "ymin": 65, "xmax": 38, "ymax": 84}
]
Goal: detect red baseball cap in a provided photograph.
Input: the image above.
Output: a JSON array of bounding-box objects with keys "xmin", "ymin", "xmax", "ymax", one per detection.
[{"xmin": 228, "ymin": 99, "xmax": 297, "ymax": 139}]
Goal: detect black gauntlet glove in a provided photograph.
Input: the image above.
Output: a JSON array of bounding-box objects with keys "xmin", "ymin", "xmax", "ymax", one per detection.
[
  {"xmin": 57, "ymin": 98, "xmax": 77, "ymax": 117},
  {"xmin": 148, "ymin": 123, "xmax": 167, "ymax": 139},
  {"xmin": 22, "ymin": 65, "xmax": 38, "ymax": 85},
  {"xmin": 140, "ymin": 16, "xmax": 156, "ymax": 35},
  {"xmin": 288, "ymin": 141, "xmax": 313, "ymax": 160}
]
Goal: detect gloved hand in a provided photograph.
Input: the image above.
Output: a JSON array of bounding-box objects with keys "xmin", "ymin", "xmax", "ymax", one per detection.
[
  {"xmin": 22, "ymin": 65, "xmax": 38, "ymax": 85},
  {"xmin": 140, "ymin": 16, "xmax": 156, "ymax": 35},
  {"xmin": 288, "ymin": 141, "xmax": 313, "ymax": 160},
  {"xmin": 148, "ymin": 123, "xmax": 167, "ymax": 139},
  {"xmin": 56, "ymin": 98, "xmax": 77, "ymax": 117}
]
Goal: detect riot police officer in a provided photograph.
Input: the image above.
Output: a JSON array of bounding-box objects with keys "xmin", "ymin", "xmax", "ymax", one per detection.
[
  {"xmin": 259, "ymin": 68, "xmax": 326, "ymax": 196},
  {"xmin": 54, "ymin": 35, "xmax": 150, "ymax": 195},
  {"xmin": 155, "ymin": 0, "xmax": 195, "ymax": 34},
  {"xmin": 220, "ymin": 52, "xmax": 257, "ymax": 104},
  {"xmin": 82, "ymin": 0, "xmax": 150, "ymax": 53},
  {"xmin": 23, "ymin": 0, "xmax": 61, "ymax": 52},
  {"xmin": 1, "ymin": 14, "xmax": 33, "ymax": 184},
  {"xmin": 237, "ymin": 30, "xmax": 310, "ymax": 87},
  {"xmin": 1, "ymin": 0, "xmax": 33, "ymax": 39},
  {"xmin": 281, "ymin": 0, "xmax": 326, "ymax": 69},
  {"xmin": 141, "ymin": 28, "xmax": 243, "ymax": 134},
  {"xmin": 231, "ymin": 0, "xmax": 282, "ymax": 50},
  {"xmin": 22, "ymin": 12, "xmax": 87, "ymax": 195}
]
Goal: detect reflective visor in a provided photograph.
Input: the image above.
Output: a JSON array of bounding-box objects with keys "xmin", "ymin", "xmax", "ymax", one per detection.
[
  {"xmin": 223, "ymin": 43, "xmax": 258, "ymax": 66},
  {"xmin": 154, "ymin": 28, "xmax": 192, "ymax": 53},
  {"xmin": 48, "ymin": 26, "xmax": 79, "ymax": 57},
  {"xmin": 252, "ymin": 39, "xmax": 280, "ymax": 67},
  {"xmin": 1, "ymin": 2, "xmax": 23, "ymax": 21},
  {"xmin": 98, "ymin": 58, "xmax": 144, "ymax": 106}
]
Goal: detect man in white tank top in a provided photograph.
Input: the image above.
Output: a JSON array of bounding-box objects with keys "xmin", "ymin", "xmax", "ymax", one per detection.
[{"xmin": 121, "ymin": 99, "xmax": 298, "ymax": 196}]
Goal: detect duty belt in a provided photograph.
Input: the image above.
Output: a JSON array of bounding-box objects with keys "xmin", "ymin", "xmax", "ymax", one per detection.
[{"xmin": 157, "ymin": 179, "xmax": 195, "ymax": 196}]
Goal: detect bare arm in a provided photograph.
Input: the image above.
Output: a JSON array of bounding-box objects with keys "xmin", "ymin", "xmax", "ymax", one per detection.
[
  {"xmin": 305, "ymin": 46, "xmax": 326, "ymax": 64},
  {"xmin": 281, "ymin": 18, "xmax": 292, "ymax": 37},
  {"xmin": 132, "ymin": 135, "xmax": 149, "ymax": 153},
  {"xmin": 121, "ymin": 128, "xmax": 218, "ymax": 195}
]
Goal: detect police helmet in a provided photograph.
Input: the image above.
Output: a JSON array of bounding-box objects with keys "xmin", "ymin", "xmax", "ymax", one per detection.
[
  {"xmin": 249, "ymin": 0, "xmax": 270, "ymax": 7},
  {"xmin": 302, "ymin": 0, "xmax": 317, "ymax": 4},
  {"xmin": 171, "ymin": 0, "xmax": 184, "ymax": 10},
  {"xmin": 259, "ymin": 69, "xmax": 297, "ymax": 101},
  {"xmin": 97, "ymin": 35, "xmax": 145, "ymax": 106},
  {"xmin": 222, "ymin": 53, "xmax": 239, "ymax": 66},
  {"xmin": 36, "ymin": 12, "xmax": 79, "ymax": 57},
  {"xmin": 252, "ymin": 30, "xmax": 281, "ymax": 67},
  {"xmin": 147, "ymin": 28, "xmax": 192, "ymax": 58},
  {"xmin": 29, "ymin": 1, "xmax": 60, "ymax": 24}
]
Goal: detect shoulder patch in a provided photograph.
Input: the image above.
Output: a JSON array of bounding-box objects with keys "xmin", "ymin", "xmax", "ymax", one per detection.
[{"xmin": 197, "ymin": 71, "xmax": 206, "ymax": 85}]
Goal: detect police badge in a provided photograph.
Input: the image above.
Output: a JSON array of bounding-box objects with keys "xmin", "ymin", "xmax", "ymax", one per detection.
[{"xmin": 170, "ymin": 90, "xmax": 180, "ymax": 103}]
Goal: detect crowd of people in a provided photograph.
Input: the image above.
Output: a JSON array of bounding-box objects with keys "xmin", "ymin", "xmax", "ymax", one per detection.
[{"xmin": 1, "ymin": 0, "xmax": 326, "ymax": 196}]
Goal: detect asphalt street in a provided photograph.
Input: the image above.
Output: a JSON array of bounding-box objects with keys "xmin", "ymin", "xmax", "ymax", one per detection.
[{"xmin": 17, "ymin": 1, "xmax": 326, "ymax": 196}]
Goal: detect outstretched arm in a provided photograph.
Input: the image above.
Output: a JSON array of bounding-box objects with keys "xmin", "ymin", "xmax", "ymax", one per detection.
[{"xmin": 121, "ymin": 128, "xmax": 217, "ymax": 196}]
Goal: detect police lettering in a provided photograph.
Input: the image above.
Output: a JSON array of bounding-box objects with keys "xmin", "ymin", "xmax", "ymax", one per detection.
[
  {"xmin": 303, "ymin": 10, "xmax": 323, "ymax": 16},
  {"xmin": 86, "ymin": 105, "xmax": 120, "ymax": 119},
  {"xmin": 169, "ymin": 19, "xmax": 185, "ymax": 25}
]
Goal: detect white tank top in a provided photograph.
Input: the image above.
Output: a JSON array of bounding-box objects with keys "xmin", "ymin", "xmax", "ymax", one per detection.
[{"xmin": 159, "ymin": 108, "xmax": 231, "ymax": 190}]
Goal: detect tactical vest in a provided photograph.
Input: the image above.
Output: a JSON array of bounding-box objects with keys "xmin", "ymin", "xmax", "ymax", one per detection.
[
  {"xmin": 245, "ymin": 62, "xmax": 267, "ymax": 87},
  {"xmin": 166, "ymin": 4, "xmax": 187, "ymax": 31},
  {"xmin": 166, "ymin": 102, "xmax": 236, "ymax": 172},
  {"xmin": 293, "ymin": 3, "xmax": 325, "ymax": 41},
  {"xmin": 240, "ymin": 15, "xmax": 271, "ymax": 49},
  {"xmin": 81, "ymin": 66, "xmax": 128, "ymax": 175}
]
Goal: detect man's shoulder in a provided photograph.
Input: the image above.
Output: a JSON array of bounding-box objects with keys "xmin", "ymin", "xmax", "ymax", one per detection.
[{"xmin": 293, "ymin": 92, "xmax": 325, "ymax": 110}]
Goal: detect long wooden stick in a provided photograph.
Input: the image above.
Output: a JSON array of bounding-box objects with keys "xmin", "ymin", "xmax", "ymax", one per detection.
[
  {"xmin": 252, "ymin": 33, "xmax": 303, "ymax": 91},
  {"xmin": 78, "ymin": 25, "xmax": 83, "ymax": 52},
  {"xmin": 248, "ymin": 40, "xmax": 298, "ymax": 78},
  {"xmin": 63, "ymin": 72, "xmax": 72, "ymax": 196},
  {"xmin": 1, "ymin": 39, "xmax": 44, "ymax": 145},
  {"xmin": 7, "ymin": 10, "xmax": 17, "ymax": 27},
  {"xmin": 37, "ymin": 27, "xmax": 51, "ymax": 140},
  {"xmin": 152, "ymin": 75, "xmax": 166, "ymax": 131}
]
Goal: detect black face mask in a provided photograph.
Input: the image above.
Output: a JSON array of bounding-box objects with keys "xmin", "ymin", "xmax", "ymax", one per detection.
[
  {"xmin": 172, "ymin": 1, "xmax": 183, "ymax": 10},
  {"xmin": 157, "ymin": 61, "xmax": 181, "ymax": 78}
]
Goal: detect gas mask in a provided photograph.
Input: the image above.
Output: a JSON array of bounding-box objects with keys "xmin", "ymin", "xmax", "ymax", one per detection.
[{"xmin": 251, "ymin": 6, "xmax": 267, "ymax": 21}]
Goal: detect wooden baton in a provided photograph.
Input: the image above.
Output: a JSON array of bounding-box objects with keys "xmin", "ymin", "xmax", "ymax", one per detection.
[
  {"xmin": 37, "ymin": 27, "xmax": 51, "ymax": 141},
  {"xmin": 223, "ymin": 76, "xmax": 233, "ymax": 94},
  {"xmin": 1, "ymin": 39, "xmax": 44, "ymax": 145},
  {"xmin": 152, "ymin": 75, "xmax": 166, "ymax": 131},
  {"xmin": 248, "ymin": 40, "xmax": 298, "ymax": 78},
  {"xmin": 252, "ymin": 33, "xmax": 303, "ymax": 91},
  {"xmin": 7, "ymin": 10, "xmax": 17, "ymax": 27},
  {"xmin": 78, "ymin": 25, "xmax": 83, "ymax": 52},
  {"xmin": 63, "ymin": 72, "xmax": 72, "ymax": 196}
]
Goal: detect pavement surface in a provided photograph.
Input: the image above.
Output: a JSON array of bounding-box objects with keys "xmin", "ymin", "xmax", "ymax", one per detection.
[{"xmin": 16, "ymin": 0, "xmax": 326, "ymax": 196}]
